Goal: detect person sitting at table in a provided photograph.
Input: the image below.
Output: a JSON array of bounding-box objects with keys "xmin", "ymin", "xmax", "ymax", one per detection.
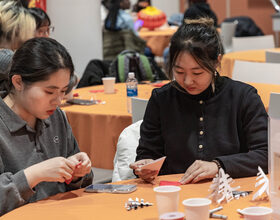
[
  {"xmin": 28, "ymin": 7, "xmax": 54, "ymax": 37},
  {"xmin": 0, "ymin": 37, "xmax": 93, "ymax": 216},
  {"xmin": 130, "ymin": 18, "xmax": 268, "ymax": 184}
]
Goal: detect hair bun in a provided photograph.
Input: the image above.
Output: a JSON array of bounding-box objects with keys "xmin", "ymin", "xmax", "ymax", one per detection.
[{"xmin": 184, "ymin": 17, "xmax": 214, "ymax": 27}]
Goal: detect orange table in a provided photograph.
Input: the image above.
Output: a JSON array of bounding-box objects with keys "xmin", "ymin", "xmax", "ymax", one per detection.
[
  {"xmin": 139, "ymin": 27, "xmax": 177, "ymax": 56},
  {"xmin": 248, "ymin": 83, "xmax": 280, "ymax": 111},
  {"xmin": 220, "ymin": 48, "xmax": 280, "ymax": 78},
  {"xmin": 1, "ymin": 174, "xmax": 271, "ymax": 220},
  {"xmin": 60, "ymin": 83, "xmax": 160, "ymax": 169}
]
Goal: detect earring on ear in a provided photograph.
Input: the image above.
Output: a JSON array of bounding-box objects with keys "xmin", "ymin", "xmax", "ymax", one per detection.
[
  {"xmin": 211, "ymin": 80, "xmax": 215, "ymax": 93},
  {"xmin": 211, "ymin": 71, "xmax": 218, "ymax": 93}
]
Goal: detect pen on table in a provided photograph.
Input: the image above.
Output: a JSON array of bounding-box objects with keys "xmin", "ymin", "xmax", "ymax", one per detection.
[
  {"xmin": 209, "ymin": 206, "xmax": 223, "ymax": 214},
  {"xmin": 210, "ymin": 213, "xmax": 228, "ymax": 219}
]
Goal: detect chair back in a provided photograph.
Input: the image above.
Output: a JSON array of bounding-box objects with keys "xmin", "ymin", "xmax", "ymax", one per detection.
[
  {"xmin": 131, "ymin": 97, "xmax": 148, "ymax": 123},
  {"xmin": 265, "ymin": 50, "xmax": 280, "ymax": 63},
  {"xmin": 220, "ymin": 21, "xmax": 237, "ymax": 53},
  {"xmin": 232, "ymin": 35, "xmax": 275, "ymax": 52},
  {"xmin": 232, "ymin": 60, "xmax": 280, "ymax": 84},
  {"xmin": 112, "ymin": 120, "xmax": 142, "ymax": 182}
]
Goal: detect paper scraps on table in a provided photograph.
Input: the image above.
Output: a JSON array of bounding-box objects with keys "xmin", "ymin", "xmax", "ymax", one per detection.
[
  {"xmin": 89, "ymin": 89, "xmax": 118, "ymax": 93},
  {"xmin": 152, "ymin": 82, "xmax": 166, "ymax": 88},
  {"xmin": 159, "ymin": 181, "xmax": 181, "ymax": 186}
]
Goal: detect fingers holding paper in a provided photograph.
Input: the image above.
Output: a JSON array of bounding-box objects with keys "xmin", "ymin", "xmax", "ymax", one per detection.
[
  {"xmin": 179, "ymin": 160, "xmax": 218, "ymax": 184},
  {"xmin": 129, "ymin": 159, "xmax": 158, "ymax": 183},
  {"xmin": 67, "ymin": 152, "xmax": 92, "ymax": 177}
]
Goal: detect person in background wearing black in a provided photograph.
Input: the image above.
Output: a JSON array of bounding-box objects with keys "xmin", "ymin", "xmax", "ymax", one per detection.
[
  {"xmin": 132, "ymin": 0, "xmax": 151, "ymax": 13},
  {"xmin": 130, "ymin": 18, "xmax": 267, "ymax": 184},
  {"xmin": 185, "ymin": 0, "xmax": 218, "ymax": 27}
]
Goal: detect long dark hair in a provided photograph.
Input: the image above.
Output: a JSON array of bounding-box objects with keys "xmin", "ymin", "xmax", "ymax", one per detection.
[
  {"xmin": 2, "ymin": 37, "xmax": 75, "ymax": 97},
  {"xmin": 104, "ymin": 0, "xmax": 121, "ymax": 31},
  {"xmin": 167, "ymin": 18, "xmax": 223, "ymax": 80}
]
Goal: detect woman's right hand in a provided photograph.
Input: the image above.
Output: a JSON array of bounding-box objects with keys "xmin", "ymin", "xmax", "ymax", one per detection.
[
  {"xmin": 24, "ymin": 157, "xmax": 77, "ymax": 188},
  {"xmin": 129, "ymin": 159, "xmax": 158, "ymax": 183}
]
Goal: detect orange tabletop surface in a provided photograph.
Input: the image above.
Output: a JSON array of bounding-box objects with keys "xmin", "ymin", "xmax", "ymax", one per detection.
[
  {"xmin": 248, "ymin": 82, "xmax": 280, "ymax": 111},
  {"xmin": 139, "ymin": 27, "xmax": 177, "ymax": 56},
  {"xmin": 60, "ymin": 81, "xmax": 278, "ymax": 169},
  {"xmin": 1, "ymin": 174, "xmax": 271, "ymax": 220},
  {"xmin": 60, "ymin": 82, "xmax": 166, "ymax": 169},
  {"xmin": 220, "ymin": 48, "xmax": 280, "ymax": 78}
]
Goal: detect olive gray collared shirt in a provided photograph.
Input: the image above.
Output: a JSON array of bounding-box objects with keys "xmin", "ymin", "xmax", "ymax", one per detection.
[{"xmin": 0, "ymin": 98, "xmax": 93, "ymax": 216}]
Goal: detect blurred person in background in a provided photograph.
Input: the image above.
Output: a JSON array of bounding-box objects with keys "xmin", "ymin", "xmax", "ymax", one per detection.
[
  {"xmin": 185, "ymin": 0, "xmax": 218, "ymax": 27},
  {"xmin": 29, "ymin": 7, "xmax": 54, "ymax": 37},
  {"xmin": 0, "ymin": 0, "xmax": 36, "ymax": 91},
  {"xmin": 105, "ymin": 0, "xmax": 137, "ymax": 35},
  {"xmin": 132, "ymin": 0, "xmax": 151, "ymax": 13}
]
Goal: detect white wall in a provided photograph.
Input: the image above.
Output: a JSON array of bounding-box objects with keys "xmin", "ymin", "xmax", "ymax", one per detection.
[{"xmin": 47, "ymin": 0, "xmax": 103, "ymax": 78}]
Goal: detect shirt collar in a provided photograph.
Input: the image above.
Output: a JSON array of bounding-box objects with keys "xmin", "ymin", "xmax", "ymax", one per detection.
[{"xmin": 0, "ymin": 97, "xmax": 50, "ymax": 133}]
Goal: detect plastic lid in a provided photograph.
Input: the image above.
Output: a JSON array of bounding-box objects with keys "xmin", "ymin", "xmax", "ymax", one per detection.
[{"xmin": 128, "ymin": 72, "xmax": 135, "ymax": 78}]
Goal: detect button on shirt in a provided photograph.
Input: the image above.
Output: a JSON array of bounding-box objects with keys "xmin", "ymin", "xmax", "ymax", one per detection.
[{"xmin": 0, "ymin": 98, "xmax": 93, "ymax": 216}]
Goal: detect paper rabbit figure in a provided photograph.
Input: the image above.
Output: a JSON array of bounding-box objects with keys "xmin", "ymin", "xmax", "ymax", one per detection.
[{"xmin": 252, "ymin": 166, "xmax": 269, "ymax": 201}]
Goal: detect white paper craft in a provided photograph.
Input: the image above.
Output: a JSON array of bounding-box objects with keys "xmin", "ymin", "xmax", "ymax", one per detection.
[
  {"xmin": 140, "ymin": 156, "xmax": 166, "ymax": 171},
  {"xmin": 209, "ymin": 168, "xmax": 240, "ymax": 204},
  {"xmin": 252, "ymin": 166, "xmax": 269, "ymax": 201}
]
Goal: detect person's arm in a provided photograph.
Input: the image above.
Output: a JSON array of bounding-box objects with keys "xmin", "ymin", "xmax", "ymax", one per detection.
[
  {"xmin": 0, "ymin": 156, "xmax": 34, "ymax": 216},
  {"xmin": 136, "ymin": 90, "xmax": 165, "ymax": 160},
  {"xmin": 216, "ymin": 87, "xmax": 268, "ymax": 178}
]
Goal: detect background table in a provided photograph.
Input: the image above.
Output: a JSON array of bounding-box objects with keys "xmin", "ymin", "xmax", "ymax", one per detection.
[
  {"xmin": 61, "ymin": 83, "xmax": 159, "ymax": 169},
  {"xmin": 220, "ymin": 48, "xmax": 280, "ymax": 78},
  {"xmin": 139, "ymin": 27, "xmax": 177, "ymax": 56},
  {"xmin": 1, "ymin": 174, "xmax": 271, "ymax": 220},
  {"xmin": 61, "ymin": 82, "xmax": 280, "ymax": 169}
]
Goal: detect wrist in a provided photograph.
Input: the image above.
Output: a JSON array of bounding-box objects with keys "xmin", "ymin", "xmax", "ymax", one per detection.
[
  {"xmin": 24, "ymin": 164, "xmax": 43, "ymax": 189},
  {"xmin": 212, "ymin": 159, "xmax": 221, "ymax": 171}
]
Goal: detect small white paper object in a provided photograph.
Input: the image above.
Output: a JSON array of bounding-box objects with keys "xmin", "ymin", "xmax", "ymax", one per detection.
[
  {"xmin": 252, "ymin": 166, "xmax": 269, "ymax": 201},
  {"xmin": 209, "ymin": 168, "xmax": 240, "ymax": 204}
]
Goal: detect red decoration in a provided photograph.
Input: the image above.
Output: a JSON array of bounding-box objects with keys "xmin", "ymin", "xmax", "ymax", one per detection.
[
  {"xmin": 28, "ymin": 0, "xmax": 46, "ymax": 11},
  {"xmin": 138, "ymin": 6, "xmax": 166, "ymax": 30}
]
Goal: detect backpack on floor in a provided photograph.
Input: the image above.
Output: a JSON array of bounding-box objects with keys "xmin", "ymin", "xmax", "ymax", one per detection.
[{"xmin": 109, "ymin": 50, "xmax": 167, "ymax": 82}]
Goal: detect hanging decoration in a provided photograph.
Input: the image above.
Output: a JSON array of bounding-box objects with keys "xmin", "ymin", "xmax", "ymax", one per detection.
[{"xmin": 28, "ymin": 0, "xmax": 46, "ymax": 11}]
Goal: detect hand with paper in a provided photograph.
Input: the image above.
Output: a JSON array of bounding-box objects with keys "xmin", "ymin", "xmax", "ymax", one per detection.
[
  {"xmin": 180, "ymin": 160, "xmax": 219, "ymax": 184},
  {"xmin": 130, "ymin": 157, "xmax": 166, "ymax": 183}
]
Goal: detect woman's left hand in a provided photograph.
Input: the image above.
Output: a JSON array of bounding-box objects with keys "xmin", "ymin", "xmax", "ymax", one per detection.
[
  {"xmin": 67, "ymin": 152, "xmax": 92, "ymax": 178},
  {"xmin": 179, "ymin": 160, "xmax": 218, "ymax": 184}
]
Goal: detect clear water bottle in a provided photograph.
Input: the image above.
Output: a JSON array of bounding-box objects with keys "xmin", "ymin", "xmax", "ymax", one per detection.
[{"xmin": 126, "ymin": 72, "xmax": 138, "ymax": 113}]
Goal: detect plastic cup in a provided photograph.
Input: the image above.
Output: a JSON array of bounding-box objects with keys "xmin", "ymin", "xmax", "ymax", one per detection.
[
  {"xmin": 102, "ymin": 77, "xmax": 115, "ymax": 94},
  {"xmin": 182, "ymin": 198, "xmax": 211, "ymax": 220},
  {"xmin": 240, "ymin": 207, "xmax": 272, "ymax": 220},
  {"xmin": 153, "ymin": 186, "xmax": 181, "ymax": 217}
]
